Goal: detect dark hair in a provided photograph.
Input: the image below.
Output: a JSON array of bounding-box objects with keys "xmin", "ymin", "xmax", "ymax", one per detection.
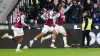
[
  {"xmin": 49, "ymin": 4, "xmax": 54, "ymax": 10},
  {"xmin": 19, "ymin": 6, "xmax": 24, "ymax": 12},
  {"xmin": 85, "ymin": 10, "xmax": 91, "ymax": 16}
]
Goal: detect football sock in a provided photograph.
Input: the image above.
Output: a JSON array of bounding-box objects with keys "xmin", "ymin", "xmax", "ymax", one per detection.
[
  {"xmin": 33, "ymin": 38, "xmax": 37, "ymax": 41},
  {"xmin": 51, "ymin": 40, "xmax": 55, "ymax": 44},
  {"xmin": 7, "ymin": 35, "xmax": 13, "ymax": 39},
  {"xmin": 16, "ymin": 44, "xmax": 21, "ymax": 50},
  {"xmin": 63, "ymin": 37, "xmax": 67, "ymax": 46}
]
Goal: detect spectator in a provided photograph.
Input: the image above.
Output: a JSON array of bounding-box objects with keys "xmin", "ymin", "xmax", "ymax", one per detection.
[
  {"xmin": 83, "ymin": 0, "xmax": 92, "ymax": 11},
  {"xmin": 63, "ymin": 0, "xmax": 72, "ymax": 23},
  {"xmin": 91, "ymin": 3, "xmax": 100, "ymax": 23},
  {"xmin": 39, "ymin": 0, "xmax": 47, "ymax": 10},
  {"xmin": 97, "ymin": 0, "xmax": 100, "ymax": 5},
  {"xmin": 29, "ymin": 0, "xmax": 40, "ymax": 20},
  {"xmin": 92, "ymin": 0, "xmax": 100, "ymax": 5},
  {"xmin": 19, "ymin": 0, "xmax": 100, "ymax": 24},
  {"xmin": 92, "ymin": 0, "xmax": 97, "ymax": 3},
  {"xmin": 66, "ymin": 0, "xmax": 72, "ymax": 4},
  {"xmin": 53, "ymin": 0, "xmax": 59, "ymax": 11},
  {"xmin": 78, "ymin": 1, "xmax": 84, "ymax": 11},
  {"xmin": 68, "ymin": 0, "xmax": 81, "ymax": 23},
  {"xmin": 92, "ymin": 13, "xmax": 100, "ymax": 23},
  {"xmin": 77, "ymin": 1, "xmax": 84, "ymax": 23}
]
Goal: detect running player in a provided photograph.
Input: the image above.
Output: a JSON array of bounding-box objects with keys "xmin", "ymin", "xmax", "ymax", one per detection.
[
  {"xmin": 1, "ymin": 7, "xmax": 28, "ymax": 52},
  {"xmin": 29, "ymin": 4, "xmax": 57, "ymax": 48},
  {"xmin": 41, "ymin": 4, "xmax": 71, "ymax": 48}
]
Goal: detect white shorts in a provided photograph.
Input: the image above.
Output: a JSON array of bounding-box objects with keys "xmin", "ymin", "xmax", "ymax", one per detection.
[
  {"xmin": 42, "ymin": 25, "xmax": 55, "ymax": 34},
  {"xmin": 13, "ymin": 28, "xmax": 24, "ymax": 37},
  {"xmin": 55, "ymin": 25, "xmax": 66, "ymax": 34}
]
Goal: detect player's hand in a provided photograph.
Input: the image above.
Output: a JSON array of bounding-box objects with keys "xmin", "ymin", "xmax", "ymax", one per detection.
[
  {"xmin": 70, "ymin": 3, "xmax": 73, "ymax": 6},
  {"xmin": 63, "ymin": 19, "xmax": 66, "ymax": 22},
  {"xmin": 27, "ymin": 24, "xmax": 31, "ymax": 29},
  {"xmin": 26, "ymin": 24, "xmax": 29, "ymax": 27}
]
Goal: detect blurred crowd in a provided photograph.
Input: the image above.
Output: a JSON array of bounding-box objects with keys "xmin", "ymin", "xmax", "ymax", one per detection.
[{"xmin": 23, "ymin": 0, "xmax": 100, "ymax": 24}]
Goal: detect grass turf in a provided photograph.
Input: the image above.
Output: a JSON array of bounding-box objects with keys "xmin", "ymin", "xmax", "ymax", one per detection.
[{"xmin": 0, "ymin": 48, "xmax": 100, "ymax": 56}]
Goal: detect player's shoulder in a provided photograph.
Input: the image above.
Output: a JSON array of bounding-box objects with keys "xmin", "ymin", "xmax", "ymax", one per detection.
[
  {"xmin": 50, "ymin": 10, "xmax": 54, "ymax": 14},
  {"xmin": 57, "ymin": 13, "xmax": 60, "ymax": 16},
  {"xmin": 21, "ymin": 14, "xmax": 25, "ymax": 17}
]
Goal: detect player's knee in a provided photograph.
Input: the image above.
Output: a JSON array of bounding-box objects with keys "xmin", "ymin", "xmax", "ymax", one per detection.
[
  {"xmin": 62, "ymin": 32, "xmax": 67, "ymax": 37},
  {"xmin": 19, "ymin": 41, "xmax": 22, "ymax": 44},
  {"xmin": 12, "ymin": 37, "xmax": 19, "ymax": 41},
  {"xmin": 40, "ymin": 33, "xmax": 45, "ymax": 37},
  {"xmin": 51, "ymin": 34, "xmax": 54, "ymax": 37},
  {"xmin": 20, "ymin": 36, "xmax": 23, "ymax": 40},
  {"xmin": 19, "ymin": 39, "xmax": 23, "ymax": 44},
  {"xmin": 12, "ymin": 38, "xmax": 18, "ymax": 41},
  {"xmin": 53, "ymin": 30, "xmax": 57, "ymax": 35}
]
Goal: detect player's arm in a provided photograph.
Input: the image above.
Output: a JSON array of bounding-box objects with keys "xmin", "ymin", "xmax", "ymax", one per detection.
[
  {"xmin": 64, "ymin": 3, "xmax": 72, "ymax": 13},
  {"xmin": 52, "ymin": 13, "xmax": 60, "ymax": 19},
  {"xmin": 13, "ymin": 16, "xmax": 18, "ymax": 23},
  {"xmin": 21, "ymin": 15, "xmax": 28, "ymax": 26},
  {"xmin": 41, "ymin": 13, "xmax": 46, "ymax": 20},
  {"xmin": 52, "ymin": 13, "xmax": 60, "ymax": 25},
  {"xmin": 62, "ymin": 15, "xmax": 65, "ymax": 22},
  {"xmin": 50, "ymin": 11, "xmax": 54, "ymax": 19},
  {"xmin": 13, "ymin": 17, "xmax": 16, "ymax": 23},
  {"xmin": 52, "ymin": 13, "xmax": 60, "ymax": 23}
]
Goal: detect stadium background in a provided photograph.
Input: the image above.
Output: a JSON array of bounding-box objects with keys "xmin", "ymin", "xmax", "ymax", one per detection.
[{"xmin": 0, "ymin": 0, "xmax": 100, "ymax": 49}]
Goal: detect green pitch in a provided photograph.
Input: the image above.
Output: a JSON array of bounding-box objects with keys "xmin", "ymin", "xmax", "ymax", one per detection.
[{"xmin": 0, "ymin": 48, "xmax": 100, "ymax": 56}]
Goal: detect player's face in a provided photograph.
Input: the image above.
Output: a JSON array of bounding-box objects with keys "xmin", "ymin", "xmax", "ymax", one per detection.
[
  {"xmin": 59, "ymin": 7, "xmax": 64, "ymax": 14},
  {"xmin": 61, "ymin": 7, "xmax": 64, "ymax": 13}
]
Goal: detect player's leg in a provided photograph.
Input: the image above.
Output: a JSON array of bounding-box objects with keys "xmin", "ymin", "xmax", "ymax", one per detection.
[
  {"xmin": 16, "ymin": 36, "xmax": 23, "ymax": 51},
  {"xmin": 30, "ymin": 25, "xmax": 48, "ymax": 47},
  {"xmin": 41, "ymin": 25, "xmax": 58, "ymax": 43},
  {"xmin": 33, "ymin": 32, "xmax": 45, "ymax": 41},
  {"xmin": 60, "ymin": 26, "xmax": 71, "ymax": 48},
  {"xmin": 1, "ymin": 33, "xmax": 19, "ymax": 41},
  {"xmin": 30, "ymin": 32, "xmax": 45, "ymax": 47},
  {"xmin": 50, "ymin": 27, "xmax": 57, "ymax": 48},
  {"xmin": 62, "ymin": 32, "xmax": 71, "ymax": 48},
  {"xmin": 15, "ymin": 28, "xmax": 24, "ymax": 52},
  {"xmin": 41, "ymin": 34, "xmax": 52, "ymax": 43}
]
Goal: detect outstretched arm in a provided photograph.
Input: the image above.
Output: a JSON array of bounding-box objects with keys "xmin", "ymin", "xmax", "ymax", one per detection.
[
  {"xmin": 64, "ymin": 3, "xmax": 72, "ymax": 13},
  {"xmin": 41, "ymin": 13, "xmax": 46, "ymax": 20},
  {"xmin": 21, "ymin": 15, "xmax": 28, "ymax": 26}
]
